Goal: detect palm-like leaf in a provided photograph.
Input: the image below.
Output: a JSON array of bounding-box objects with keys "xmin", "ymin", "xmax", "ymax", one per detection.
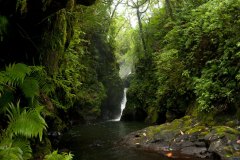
[{"xmin": 6, "ymin": 102, "xmax": 47, "ymax": 141}]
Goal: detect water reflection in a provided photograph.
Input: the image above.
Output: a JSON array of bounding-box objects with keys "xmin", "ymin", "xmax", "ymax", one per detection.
[{"xmin": 60, "ymin": 121, "xmax": 170, "ymax": 160}]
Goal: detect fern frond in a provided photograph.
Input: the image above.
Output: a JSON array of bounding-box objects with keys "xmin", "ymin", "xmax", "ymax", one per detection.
[
  {"xmin": 0, "ymin": 72, "xmax": 5, "ymax": 94},
  {"xmin": 44, "ymin": 151, "xmax": 73, "ymax": 160},
  {"xmin": 0, "ymin": 146, "xmax": 23, "ymax": 160},
  {"xmin": 6, "ymin": 103, "xmax": 47, "ymax": 141},
  {"xmin": 5, "ymin": 63, "xmax": 31, "ymax": 86},
  {"xmin": 0, "ymin": 137, "xmax": 32, "ymax": 160},
  {"xmin": 29, "ymin": 66, "xmax": 56, "ymax": 95},
  {"xmin": 20, "ymin": 78, "xmax": 39, "ymax": 101},
  {"xmin": 12, "ymin": 138, "xmax": 32, "ymax": 160},
  {"xmin": 6, "ymin": 102, "xmax": 21, "ymax": 125},
  {"xmin": 0, "ymin": 91, "xmax": 14, "ymax": 114},
  {"xmin": 39, "ymin": 81, "xmax": 56, "ymax": 96},
  {"xmin": 29, "ymin": 65, "xmax": 45, "ymax": 73}
]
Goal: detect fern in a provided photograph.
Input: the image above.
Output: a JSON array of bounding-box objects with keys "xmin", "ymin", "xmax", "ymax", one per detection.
[
  {"xmin": 20, "ymin": 78, "xmax": 39, "ymax": 101},
  {"xmin": 0, "ymin": 146, "xmax": 23, "ymax": 160},
  {"xmin": 0, "ymin": 137, "xmax": 32, "ymax": 160},
  {"xmin": 12, "ymin": 138, "xmax": 32, "ymax": 160},
  {"xmin": 29, "ymin": 65, "xmax": 56, "ymax": 95},
  {"xmin": 5, "ymin": 63, "xmax": 31, "ymax": 86},
  {"xmin": 6, "ymin": 102, "xmax": 47, "ymax": 141},
  {"xmin": 0, "ymin": 16, "xmax": 8, "ymax": 42},
  {"xmin": 44, "ymin": 151, "xmax": 73, "ymax": 160},
  {"xmin": 0, "ymin": 91, "xmax": 14, "ymax": 114},
  {"xmin": 0, "ymin": 138, "xmax": 23, "ymax": 160}
]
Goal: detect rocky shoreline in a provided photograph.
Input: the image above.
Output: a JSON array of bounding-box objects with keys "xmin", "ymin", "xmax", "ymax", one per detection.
[{"xmin": 121, "ymin": 116, "xmax": 240, "ymax": 159}]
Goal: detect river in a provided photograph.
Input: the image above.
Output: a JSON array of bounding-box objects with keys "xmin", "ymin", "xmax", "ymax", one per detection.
[
  {"xmin": 60, "ymin": 121, "xmax": 170, "ymax": 160},
  {"xmin": 59, "ymin": 87, "xmax": 170, "ymax": 160}
]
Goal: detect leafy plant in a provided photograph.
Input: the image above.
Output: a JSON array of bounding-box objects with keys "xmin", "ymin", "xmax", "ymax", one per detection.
[
  {"xmin": 44, "ymin": 151, "xmax": 73, "ymax": 160},
  {"xmin": 6, "ymin": 102, "xmax": 47, "ymax": 141},
  {"xmin": 0, "ymin": 16, "xmax": 8, "ymax": 42},
  {"xmin": 0, "ymin": 137, "xmax": 32, "ymax": 160}
]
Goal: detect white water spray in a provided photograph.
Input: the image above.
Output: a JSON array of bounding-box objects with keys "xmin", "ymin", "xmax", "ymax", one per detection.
[{"xmin": 112, "ymin": 88, "xmax": 128, "ymax": 121}]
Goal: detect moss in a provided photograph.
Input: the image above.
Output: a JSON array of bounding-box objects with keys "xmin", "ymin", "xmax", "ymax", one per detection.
[
  {"xmin": 181, "ymin": 116, "xmax": 193, "ymax": 128},
  {"xmin": 186, "ymin": 126, "xmax": 207, "ymax": 134},
  {"xmin": 145, "ymin": 116, "xmax": 193, "ymax": 139},
  {"xmin": 198, "ymin": 112, "xmax": 215, "ymax": 126},
  {"xmin": 41, "ymin": 9, "xmax": 69, "ymax": 74},
  {"xmin": 225, "ymin": 121, "xmax": 235, "ymax": 127},
  {"xmin": 213, "ymin": 126, "xmax": 239, "ymax": 135},
  {"xmin": 199, "ymin": 131, "xmax": 210, "ymax": 137},
  {"xmin": 211, "ymin": 126, "xmax": 239, "ymax": 141},
  {"xmin": 233, "ymin": 151, "xmax": 240, "ymax": 157},
  {"xmin": 16, "ymin": 0, "xmax": 28, "ymax": 14},
  {"xmin": 147, "ymin": 107, "xmax": 159, "ymax": 124}
]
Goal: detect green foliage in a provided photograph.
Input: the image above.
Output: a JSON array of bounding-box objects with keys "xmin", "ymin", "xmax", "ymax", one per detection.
[
  {"xmin": 189, "ymin": 0, "xmax": 240, "ymax": 111},
  {"xmin": 20, "ymin": 78, "xmax": 39, "ymax": 101},
  {"xmin": 16, "ymin": 0, "xmax": 28, "ymax": 14},
  {"xmin": 0, "ymin": 137, "xmax": 32, "ymax": 160},
  {"xmin": 0, "ymin": 16, "xmax": 8, "ymax": 42},
  {"xmin": 2, "ymin": 63, "xmax": 31, "ymax": 86},
  {"xmin": 44, "ymin": 151, "xmax": 73, "ymax": 160},
  {"xmin": 50, "ymin": 23, "xmax": 107, "ymax": 115},
  {"xmin": 0, "ymin": 63, "xmax": 50, "ymax": 159},
  {"xmin": 125, "ymin": 0, "xmax": 240, "ymax": 122},
  {"xmin": 6, "ymin": 102, "xmax": 47, "ymax": 141}
]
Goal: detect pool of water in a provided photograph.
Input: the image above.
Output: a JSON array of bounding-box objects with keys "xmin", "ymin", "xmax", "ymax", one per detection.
[{"xmin": 60, "ymin": 121, "xmax": 170, "ymax": 160}]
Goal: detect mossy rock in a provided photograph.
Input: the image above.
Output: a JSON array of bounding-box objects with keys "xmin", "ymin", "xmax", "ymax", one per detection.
[
  {"xmin": 225, "ymin": 120, "xmax": 236, "ymax": 127},
  {"xmin": 186, "ymin": 125, "xmax": 208, "ymax": 135},
  {"xmin": 213, "ymin": 126, "xmax": 239, "ymax": 135},
  {"xmin": 146, "ymin": 107, "xmax": 159, "ymax": 124}
]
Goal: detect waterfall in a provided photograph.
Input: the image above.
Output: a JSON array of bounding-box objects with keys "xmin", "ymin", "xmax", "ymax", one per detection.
[{"xmin": 112, "ymin": 88, "xmax": 128, "ymax": 121}]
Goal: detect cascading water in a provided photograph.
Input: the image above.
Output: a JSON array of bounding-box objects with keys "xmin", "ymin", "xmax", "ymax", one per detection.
[{"xmin": 112, "ymin": 88, "xmax": 128, "ymax": 121}]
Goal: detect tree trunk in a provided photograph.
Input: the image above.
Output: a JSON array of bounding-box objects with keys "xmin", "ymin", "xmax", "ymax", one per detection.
[
  {"xmin": 136, "ymin": 9, "xmax": 147, "ymax": 55},
  {"xmin": 165, "ymin": 0, "xmax": 174, "ymax": 20}
]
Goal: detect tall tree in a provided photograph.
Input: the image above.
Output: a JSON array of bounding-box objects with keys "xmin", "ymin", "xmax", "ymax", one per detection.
[{"xmin": 127, "ymin": 0, "xmax": 150, "ymax": 54}]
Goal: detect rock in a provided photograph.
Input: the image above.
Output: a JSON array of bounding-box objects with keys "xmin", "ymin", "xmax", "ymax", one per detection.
[
  {"xmin": 208, "ymin": 140, "xmax": 223, "ymax": 152},
  {"xmin": 180, "ymin": 146, "xmax": 208, "ymax": 158},
  {"xmin": 121, "ymin": 115, "xmax": 240, "ymax": 159},
  {"xmin": 181, "ymin": 141, "xmax": 195, "ymax": 148},
  {"xmin": 195, "ymin": 141, "xmax": 206, "ymax": 147}
]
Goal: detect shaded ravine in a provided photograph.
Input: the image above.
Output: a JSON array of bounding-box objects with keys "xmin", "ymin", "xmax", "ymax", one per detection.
[
  {"xmin": 59, "ymin": 87, "xmax": 170, "ymax": 160},
  {"xmin": 59, "ymin": 121, "xmax": 171, "ymax": 160}
]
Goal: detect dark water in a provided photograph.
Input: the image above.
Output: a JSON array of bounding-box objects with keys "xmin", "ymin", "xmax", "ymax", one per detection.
[{"xmin": 60, "ymin": 121, "xmax": 170, "ymax": 160}]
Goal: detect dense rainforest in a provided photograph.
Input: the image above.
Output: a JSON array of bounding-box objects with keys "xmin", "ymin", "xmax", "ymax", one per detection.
[
  {"xmin": 0, "ymin": 0, "xmax": 123, "ymax": 159},
  {"xmin": 0, "ymin": 0, "xmax": 239, "ymax": 159}
]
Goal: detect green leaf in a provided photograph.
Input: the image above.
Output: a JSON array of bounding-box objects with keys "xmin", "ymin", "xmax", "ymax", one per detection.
[
  {"xmin": 5, "ymin": 63, "xmax": 31, "ymax": 86},
  {"xmin": 44, "ymin": 151, "xmax": 73, "ymax": 160},
  {"xmin": 6, "ymin": 102, "xmax": 47, "ymax": 141},
  {"xmin": 20, "ymin": 78, "xmax": 39, "ymax": 100}
]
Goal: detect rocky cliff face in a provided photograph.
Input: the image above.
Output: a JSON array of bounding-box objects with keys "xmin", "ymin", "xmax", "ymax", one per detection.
[{"xmin": 0, "ymin": 0, "xmax": 95, "ymax": 67}]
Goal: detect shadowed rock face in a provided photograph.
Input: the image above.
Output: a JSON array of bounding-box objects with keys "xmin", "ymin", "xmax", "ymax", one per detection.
[
  {"xmin": 0, "ymin": 0, "xmax": 96, "ymax": 16},
  {"xmin": 0, "ymin": 0, "xmax": 96, "ymax": 67}
]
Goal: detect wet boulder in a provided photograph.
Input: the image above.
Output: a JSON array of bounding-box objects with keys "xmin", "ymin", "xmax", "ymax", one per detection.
[{"xmin": 121, "ymin": 116, "xmax": 240, "ymax": 159}]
